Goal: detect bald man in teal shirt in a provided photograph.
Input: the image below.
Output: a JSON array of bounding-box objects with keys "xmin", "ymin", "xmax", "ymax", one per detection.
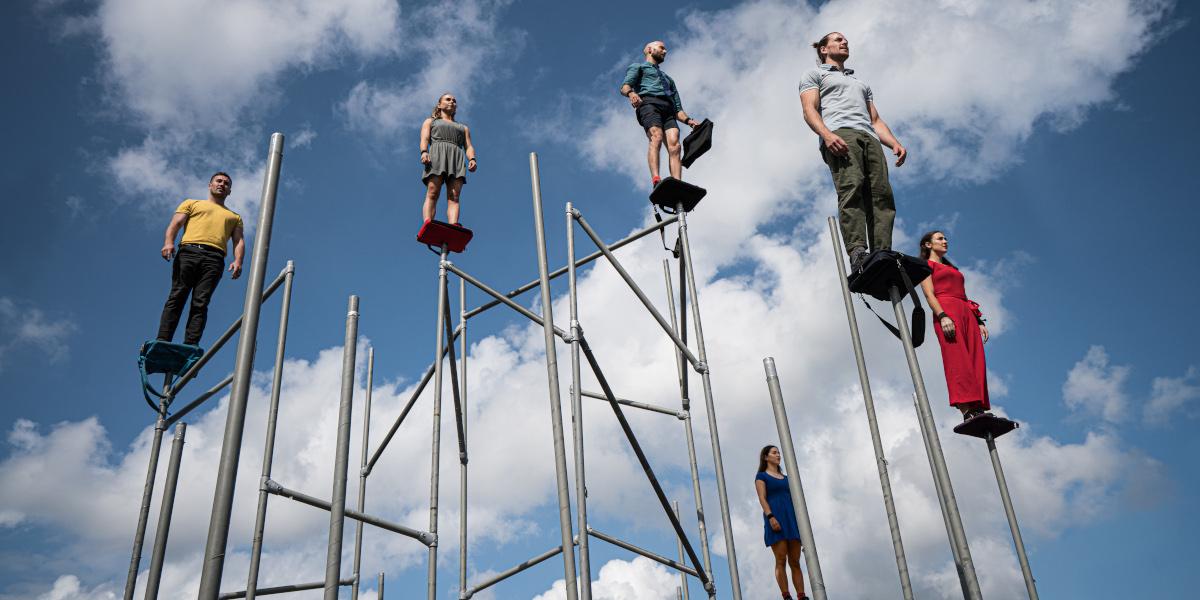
[{"xmin": 620, "ymin": 40, "xmax": 701, "ymax": 186}]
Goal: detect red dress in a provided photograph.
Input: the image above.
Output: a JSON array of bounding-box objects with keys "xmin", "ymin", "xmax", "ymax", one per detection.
[{"xmin": 928, "ymin": 260, "xmax": 989, "ymax": 409}]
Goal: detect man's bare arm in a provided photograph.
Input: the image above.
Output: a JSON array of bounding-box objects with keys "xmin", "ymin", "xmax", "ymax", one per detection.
[
  {"xmin": 800, "ymin": 88, "xmax": 848, "ymax": 156},
  {"xmin": 228, "ymin": 226, "xmax": 245, "ymax": 279},
  {"xmin": 161, "ymin": 213, "xmax": 188, "ymax": 260},
  {"xmin": 620, "ymin": 84, "xmax": 642, "ymax": 107},
  {"xmin": 868, "ymin": 101, "xmax": 907, "ymax": 166}
]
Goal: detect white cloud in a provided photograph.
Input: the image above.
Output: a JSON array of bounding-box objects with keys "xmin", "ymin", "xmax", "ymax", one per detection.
[
  {"xmin": 1144, "ymin": 366, "xmax": 1200, "ymax": 425},
  {"xmin": 0, "ymin": 297, "xmax": 78, "ymax": 371},
  {"xmin": 534, "ymin": 557, "xmax": 681, "ymax": 600},
  {"xmin": 1063, "ymin": 345, "xmax": 1131, "ymax": 422}
]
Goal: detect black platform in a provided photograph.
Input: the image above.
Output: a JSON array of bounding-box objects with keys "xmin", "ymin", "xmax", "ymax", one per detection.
[
  {"xmin": 417, "ymin": 220, "xmax": 474, "ymax": 253},
  {"xmin": 953, "ymin": 413, "xmax": 1018, "ymax": 440},
  {"xmin": 847, "ymin": 250, "xmax": 932, "ymax": 302},
  {"xmin": 649, "ymin": 177, "xmax": 706, "ymax": 213}
]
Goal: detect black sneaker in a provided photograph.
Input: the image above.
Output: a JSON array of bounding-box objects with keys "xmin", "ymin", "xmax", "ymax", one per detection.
[
  {"xmin": 963, "ymin": 408, "xmax": 987, "ymax": 421},
  {"xmin": 849, "ymin": 247, "xmax": 869, "ymax": 274}
]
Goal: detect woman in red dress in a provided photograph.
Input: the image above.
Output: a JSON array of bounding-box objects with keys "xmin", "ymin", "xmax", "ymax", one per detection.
[{"xmin": 918, "ymin": 231, "xmax": 990, "ymax": 419}]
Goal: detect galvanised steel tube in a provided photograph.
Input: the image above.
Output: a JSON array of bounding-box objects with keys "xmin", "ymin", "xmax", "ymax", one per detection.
[
  {"xmin": 378, "ymin": 572, "xmax": 384, "ymax": 599},
  {"xmin": 571, "ymin": 210, "xmax": 702, "ymax": 369},
  {"xmin": 987, "ymin": 433, "xmax": 1039, "ymax": 599},
  {"xmin": 663, "ymin": 259, "xmax": 713, "ymax": 579},
  {"xmin": 447, "ymin": 263, "xmax": 568, "ymax": 339},
  {"xmin": 428, "ymin": 247, "xmax": 450, "ymax": 600},
  {"xmin": 674, "ymin": 501, "xmax": 690, "ymax": 600},
  {"xmin": 123, "ymin": 405, "xmax": 166, "ymax": 600},
  {"xmin": 889, "ymin": 284, "xmax": 982, "ymax": 600},
  {"xmin": 462, "ymin": 544, "xmax": 566, "ymax": 598},
  {"xmin": 579, "ymin": 390, "xmax": 684, "ymax": 418},
  {"xmin": 198, "ymin": 132, "xmax": 285, "ymax": 599},
  {"xmin": 587, "ymin": 527, "xmax": 700, "ymax": 578},
  {"xmin": 324, "ymin": 296, "xmax": 360, "ymax": 598},
  {"xmin": 825, "ymin": 218, "xmax": 914, "ymax": 600},
  {"xmin": 164, "ymin": 373, "xmax": 234, "ymax": 428},
  {"xmin": 366, "ymin": 337, "xmax": 457, "ymax": 473},
  {"xmin": 245, "ymin": 262, "xmax": 295, "ymax": 600},
  {"xmin": 441, "ymin": 292, "xmax": 467, "ymax": 466},
  {"xmin": 529, "ymin": 152, "xmax": 580, "ymax": 598},
  {"xmin": 566, "ymin": 201, "xmax": 593, "ymax": 600},
  {"xmin": 144, "ymin": 422, "xmax": 187, "ymax": 600},
  {"xmin": 458, "ymin": 280, "xmax": 469, "ymax": 598},
  {"xmin": 911, "ymin": 394, "xmax": 965, "ymax": 593},
  {"xmin": 218, "ymin": 578, "xmax": 353, "ymax": 599},
  {"xmin": 676, "ymin": 207, "xmax": 742, "ymax": 599},
  {"xmin": 462, "ymin": 214, "xmax": 679, "ymax": 320},
  {"xmin": 263, "ymin": 480, "xmax": 434, "ymax": 545},
  {"xmin": 762, "ymin": 358, "xmax": 828, "ymax": 600},
  {"xmin": 351, "ymin": 348, "xmax": 374, "ymax": 600}
]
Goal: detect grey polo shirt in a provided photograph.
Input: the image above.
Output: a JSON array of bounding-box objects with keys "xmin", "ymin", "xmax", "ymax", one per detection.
[{"xmin": 799, "ymin": 64, "xmax": 877, "ymax": 140}]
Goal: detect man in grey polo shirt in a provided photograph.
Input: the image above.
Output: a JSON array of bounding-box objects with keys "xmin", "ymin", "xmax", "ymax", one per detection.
[{"xmin": 800, "ymin": 31, "xmax": 907, "ymax": 273}]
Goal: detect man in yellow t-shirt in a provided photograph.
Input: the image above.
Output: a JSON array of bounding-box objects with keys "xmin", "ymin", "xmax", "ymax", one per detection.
[{"xmin": 155, "ymin": 172, "xmax": 246, "ymax": 345}]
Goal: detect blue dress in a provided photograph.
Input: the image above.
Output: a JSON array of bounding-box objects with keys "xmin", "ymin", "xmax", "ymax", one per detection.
[{"xmin": 757, "ymin": 471, "xmax": 802, "ymax": 546}]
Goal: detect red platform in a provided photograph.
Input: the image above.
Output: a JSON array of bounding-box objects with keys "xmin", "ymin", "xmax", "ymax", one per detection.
[{"xmin": 417, "ymin": 220, "xmax": 474, "ymax": 253}]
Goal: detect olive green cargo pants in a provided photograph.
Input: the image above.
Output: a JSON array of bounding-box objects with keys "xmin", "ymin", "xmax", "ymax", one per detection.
[{"xmin": 822, "ymin": 127, "xmax": 895, "ymax": 254}]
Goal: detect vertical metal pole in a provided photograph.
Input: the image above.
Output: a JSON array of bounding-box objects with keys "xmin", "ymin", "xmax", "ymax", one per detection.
[
  {"xmin": 246, "ymin": 260, "xmax": 295, "ymax": 600},
  {"xmin": 566, "ymin": 202, "xmax": 594, "ymax": 599},
  {"xmin": 325, "ymin": 296, "xmax": 360, "ymax": 598},
  {"xmin": 987, "ymin": 434, "xmax": 1039, "ymax": 599},
  {"xmin": 825, "ymin": 218, "xmax": 914, "ymax": 600},
  {"xmin": 662, "ymin": 260, "xmax": 712, "ymax": 579},
  {"xmin": 676, "ymin": 206, "xmax": 742, "ymax": 599},
  {"xmin": 143, "ymin": 422, "xmax": 187, "ymax": 600},
  {"xmin": 889, "ymin": 283, "xmax": 982, "ymax": 600},
  {"xmin": 428, "ymin": 246, "xmax": 450, "ymax": 600},
  {"xmin": 124, "ymin": 408, "xmax": 166, "ymax": 600},
  {"xmin": 458, "ymin": 279, "xmax": 469, "ymax": 597},
  {"xmin": 378, "ymin": 572, "xmax": 385, "ymax": 599},
  {"xmin": 529, "ymin": 153, "xmax": 580, "ymax": 599},
  {"xmin": 198, "ymin": 132, "xmax": 285, "ymax": 599},
  {"xmin": 674, "ymin": 501, "xmax": 689, "ymax": 600},
  {"xmin": 762, "ymin": 358, "xmax": 828, "ymax": 600},
  {"xmin": 351, "ymin": 348, "xmax": 375, "ymax": 600}
]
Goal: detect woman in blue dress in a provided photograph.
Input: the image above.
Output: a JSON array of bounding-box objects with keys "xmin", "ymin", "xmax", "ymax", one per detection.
[{"xmin": 755, "ymin": 445, "xmax": 807, "ymax": 600}]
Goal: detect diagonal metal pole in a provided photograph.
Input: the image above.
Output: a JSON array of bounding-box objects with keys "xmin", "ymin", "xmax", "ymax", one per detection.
[
  {"xmin": 143, "ymin": 422, "xmax": 187, "ymax": 600},
  {"xmin": 198, "ymin": 131, "xmax": 285, "ymax": 599},
  {"xmin": 365, "ymin": 334, "xmax": 457, "ymax": 473},
  {"xmin": 676, "ymin": 206, "xmax": 742, "ymax": 599},
  {"xmin": 987, "ymin": 433, "xmax": 1039, "ymax": 599},
  {"xmin": 663, "ymin": 259, "xmax": 713, "ymax": 580},
  {"xmin": 825, "ymin": 218, "xmax": 914, "ymax": 600},
  {"xmin": 529, "ymin": 152, "xmax": 580, "ymax": 599},
  {"xmin": 245, "ymin": 261, "xmax": 295, "ymax": 600},
  {"xmin": 763, "ymin": 358, "xmax": 828, "ymax": 600},
  {"xmin": 351, "ymin": 348, "xmax": 374, "ymax": 600},
  {"xmin": 428, "ymin": 245, "xmax": 450, "ymax": 600},
  {"xmin": 889, "ymin": 281, "xmax": 982, "ymax": 600},
  {"xmin": 566, "ymin": 201, "xmax": 593, "ymax": 599},
  {"xmin": 324, "ymin": 296, "xmax": 359, "ymax": 599}
]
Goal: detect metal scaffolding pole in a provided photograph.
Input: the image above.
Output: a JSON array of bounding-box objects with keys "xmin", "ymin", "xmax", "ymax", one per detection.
[
  {"xmin": 324, "ymin": 296, "xmax": 360, "ymax": 598},
  {"xmin": 587, "ymin": 528, "xmax": 700, "ymax": 578},
  {"xmin": 986, "ymin": 433, "xmax": 1039, "ymax": 599},
  {"xmin": 463, "ymin": 544, "xmax": 568, "ymax": 598},
  {"xmin": 123, "ymin": 404, "xmax": 167, "ymax": 600},
  {"xmin": 428, "ymin": 246, "xmax": 450, "ymax": 600},
  {"xmin": 458, "ymin": 278, "xmax": 469, "ymax": 598},
  {"xmin": 911, "ymin": 394, "xmax": 964, "ymax": 587},
  {"xmin": 676, "ymin": 207, "xmax": 742, "ymax": 599},
  {"xmin": 378, "ymin": 572, "xmax": 384, "ymax": 599},
  {"xmin": 199, "ymin": 131, "xmax": 285, "ymax": 599},
  {"xmin": 888, "ymin": 284, "xmax": 982, "ymax": 600},
  {"xmin": 566, "ymin": 201, "xmax": 594, "ymax": 599},
  {"xmin": 529, "ymin": 152, "xmax": 580, "ymax": 598},
  {"xmin": 264, "ymin": 480, "xmax": 433, "ymax": 544},
  {"xmin": 143, "ymin": 422, "xmax": 186, "ymax": 600},
  {"xmin": 762, "ymin": 358, "xmax": 828, "ymax": 600},
  {"xmin": 674, "ymin": 501, "xmax": 690, "ymax": 600},
  {"xmin": 245, "ymin": 261, "xmax": 295, "ymax": 599},
  {"xmin": 351, "ymin": 348, "xmax": 374, "ymax": 600},
  {"xmin": 663, "ymin": 259, "xmax": 713, "ymax": 580},
  {"xmin": 825, "ymin": 218, "xmax": 914, "ymax": 600}
]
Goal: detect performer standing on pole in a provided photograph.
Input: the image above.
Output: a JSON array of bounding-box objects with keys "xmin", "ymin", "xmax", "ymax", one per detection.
[
  {"xmin": 918, "ymin": 230, "xmax": 991, "ymax": 420},
  {"xmin": 755, "ymin": 445, "xmax": 808, "ymax": 600},
  {"xmin": 420, "ymin": 93, "xmax": 476, "ymax": 225},
  {"xmin": 155, "ymin": 171, "xmax": 244, "ymax": 346},
  {"xmin": 619, "ymin": 40, "xmax": 702, "ymax": 187},
  {"xmin": 800, "ymin": 32, "xmax": 907, "ymax": 274}
]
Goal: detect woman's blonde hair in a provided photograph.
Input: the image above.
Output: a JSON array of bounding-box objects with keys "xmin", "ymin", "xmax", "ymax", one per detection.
[{"xmin": 431, "ymin": 93, "xmax": 454, "ymax": 119}]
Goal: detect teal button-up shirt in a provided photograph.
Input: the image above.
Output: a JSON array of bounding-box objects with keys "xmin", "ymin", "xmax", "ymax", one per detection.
[{"xmin": 622, "ymin": 61, "xmax": 683, "ymax": 113}]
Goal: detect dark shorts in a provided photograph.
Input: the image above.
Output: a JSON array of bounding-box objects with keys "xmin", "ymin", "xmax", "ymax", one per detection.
[{"xmin": 635, "ymin": 96, "xmax": 678, "ymax": 131}]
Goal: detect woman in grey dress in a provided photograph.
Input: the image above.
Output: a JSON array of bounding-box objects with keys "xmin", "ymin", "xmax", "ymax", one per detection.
[{"xmin": 419, "ymin": 93, "xmax": 476, "ymax": 224}]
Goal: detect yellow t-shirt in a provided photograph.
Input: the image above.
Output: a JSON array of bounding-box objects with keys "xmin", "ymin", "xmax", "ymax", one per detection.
[{"xmin": 177, "ymin": 199, "xmax": 243, "ymax": 253}]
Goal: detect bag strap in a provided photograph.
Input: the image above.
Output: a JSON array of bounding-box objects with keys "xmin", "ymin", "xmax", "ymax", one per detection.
[
  {"xmin": 857, "ymin": 257, "xmax": 926, "ymax": 348},
  {"xmin": 651, "ymin": 205, "xmax": 680, "ymax": 257}
]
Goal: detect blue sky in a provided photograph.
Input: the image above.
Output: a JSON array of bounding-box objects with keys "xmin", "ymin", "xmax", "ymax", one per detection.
[{"xmin": 1, "ymin": 0, "xmax": 1197, "ymax": 598}]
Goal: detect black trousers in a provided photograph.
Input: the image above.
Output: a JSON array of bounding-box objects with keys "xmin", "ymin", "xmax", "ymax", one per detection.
[{"xmin": 157, "ymin": 245, "xmax": 225, "ymax": 345}]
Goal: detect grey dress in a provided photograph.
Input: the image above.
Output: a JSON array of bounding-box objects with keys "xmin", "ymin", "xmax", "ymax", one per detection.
[{"xmin": 422, "ymin": 118, "xmax": 468, "ymax": 184}]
